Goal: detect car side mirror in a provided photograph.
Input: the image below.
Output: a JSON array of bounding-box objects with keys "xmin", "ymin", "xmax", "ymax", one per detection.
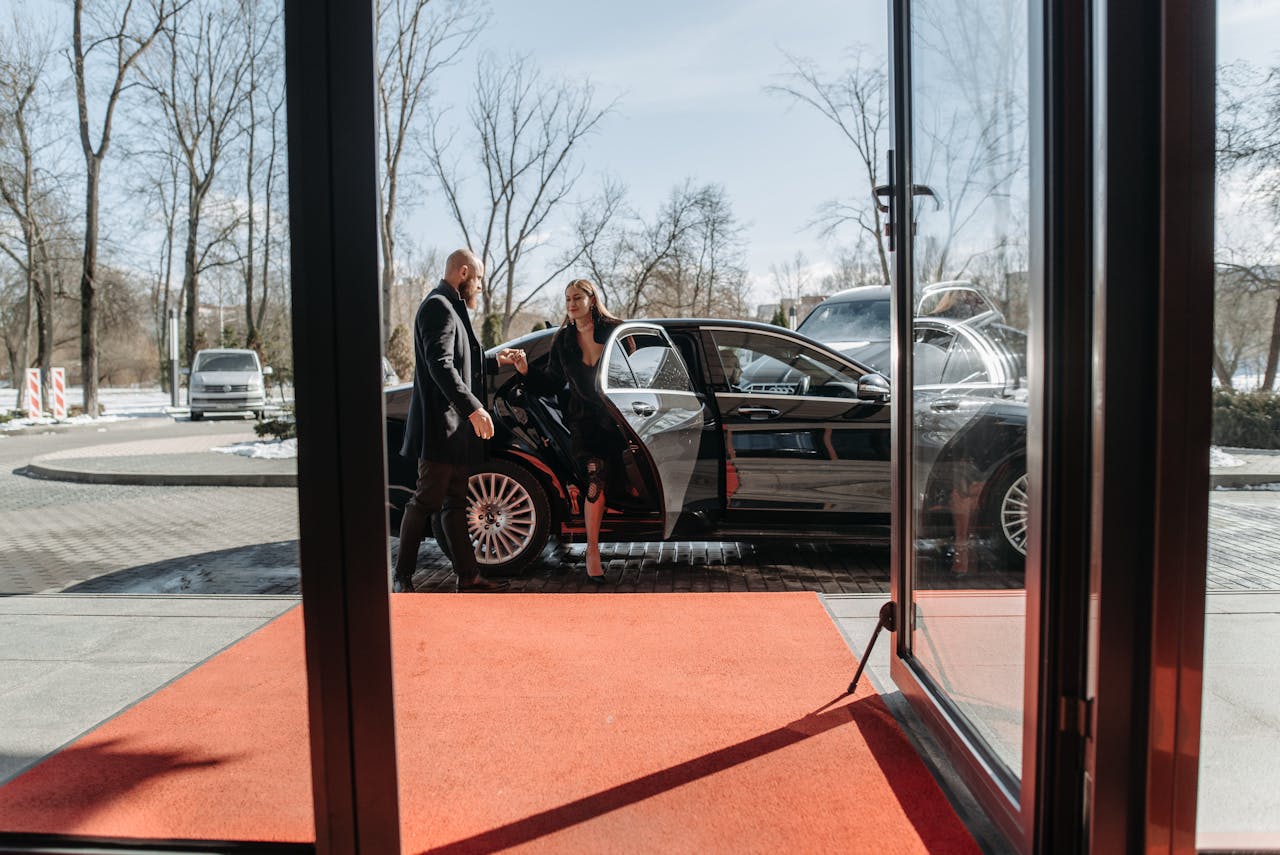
[
  {"xmin": 262, "ymin": 366, "xmax": 273, "ymax": 376},
  {"xmin": 857, "ymin": 373, "xmax": 891, "ymax": 403},
  {"xmin": 181, "ymin": 367, "xmax": 191, "ymax": 376}
]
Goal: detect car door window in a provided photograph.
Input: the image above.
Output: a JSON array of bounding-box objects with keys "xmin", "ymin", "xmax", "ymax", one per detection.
[
  {"xmin": 617, "ymin": 331, "xmax": 695, "ymax": 392},
  {"xmin": 605, "ymin": 339, "xmax": 639, "ymax": 389},
  {"xmin": 939, "ymin": 334, "xmax": 989, "ymax": 385},
  {"xmin": 913, "ymin": 327, "xmax": 953, "ymax": 385},
  {"xmin": 709, "ymin": 329, "xmax": 864, "ymax": 398}
]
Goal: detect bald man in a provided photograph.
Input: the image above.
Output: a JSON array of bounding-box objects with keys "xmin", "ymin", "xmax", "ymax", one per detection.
[{"xmin": 394, "ymin": 249, "xmax": 518, "ymax": 593}]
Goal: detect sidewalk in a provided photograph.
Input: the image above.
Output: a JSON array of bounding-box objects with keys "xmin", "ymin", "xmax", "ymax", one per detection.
[
  {"xmin": 1212, "ymin": 446, "xmax": 1280, "ymax": 488},
  {"xmin": 14, "ymin": 434, "xmax": 1275, "ymax": 491},
  {"xmin": 21, "ymin": 432, "xmax": 296, "ymax": 487}
]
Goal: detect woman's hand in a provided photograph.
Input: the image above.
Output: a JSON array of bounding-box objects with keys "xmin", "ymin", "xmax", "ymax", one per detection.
[{"xmin": 511, "ymin": 349, "xmax": 529, "ymax": 375}]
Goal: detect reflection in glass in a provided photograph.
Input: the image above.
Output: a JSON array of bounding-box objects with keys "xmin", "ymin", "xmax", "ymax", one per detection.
[
  {"xmin": 0, "ymin": 0, "xmax": 309, "ymax": 843},
  {"xmin": 907, "ymin": 0, "xmax": 1031, "ymax": 778}
]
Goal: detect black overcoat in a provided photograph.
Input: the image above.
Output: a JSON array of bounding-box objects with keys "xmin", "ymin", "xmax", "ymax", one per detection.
[{"xmin": 400, "ymin": 281, "xmax": 496, "ymax": 463}]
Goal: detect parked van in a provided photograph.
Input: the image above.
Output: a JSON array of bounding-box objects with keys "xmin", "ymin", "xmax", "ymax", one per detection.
[{"xmin": 187, "ymin": 348, "xmax": 271, "ymax": 420}]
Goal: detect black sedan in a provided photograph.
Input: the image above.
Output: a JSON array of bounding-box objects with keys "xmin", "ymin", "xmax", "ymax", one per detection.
[{"xmin": 385, "ymin": 319, "xmax": 1027, "ymax": 574}]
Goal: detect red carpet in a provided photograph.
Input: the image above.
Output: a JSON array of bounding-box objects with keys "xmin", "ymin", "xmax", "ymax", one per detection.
[{"xmin": 0, "ymin": 594, "xmax": 979, "ymax": 853}]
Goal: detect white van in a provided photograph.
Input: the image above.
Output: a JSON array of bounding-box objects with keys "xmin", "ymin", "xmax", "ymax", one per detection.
[{"xmin": 187, "ymin": 348, "xmax": 272, "ymax": 420}]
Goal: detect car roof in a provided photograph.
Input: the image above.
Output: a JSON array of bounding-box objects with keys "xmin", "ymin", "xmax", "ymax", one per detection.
[
  {"xmin": 485, "ymin": 318, "xmax": 879, "ymax": 374},
  {"xmin": 811, "ymin": 285, "xmax": 891, "ymax": 304},
  {"xmin": 194, "ymin": 348, "xmax": 258, "ymax": 355}
]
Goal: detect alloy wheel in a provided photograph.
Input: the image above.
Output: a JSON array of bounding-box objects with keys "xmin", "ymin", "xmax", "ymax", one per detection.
[
  {"xmin": 1000, "ymin": 473, "xmax": 1029, "ymax": 556},
  {"xmin": 467, "ymin": 471, "xmax": 538, "ymax": 565}
]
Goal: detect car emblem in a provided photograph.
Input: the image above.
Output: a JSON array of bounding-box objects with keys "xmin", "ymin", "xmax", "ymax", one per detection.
[{"xmin": 222, "ymin": 385, "xmax": 231, "ymax": 392}]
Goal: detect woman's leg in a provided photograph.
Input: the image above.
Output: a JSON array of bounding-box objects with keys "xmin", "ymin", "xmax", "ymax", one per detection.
[{"xmin": 584, "ymin": 457, "xmax": 606, "ymax": 577}]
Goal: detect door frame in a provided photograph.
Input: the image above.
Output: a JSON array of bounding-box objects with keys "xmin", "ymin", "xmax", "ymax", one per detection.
[
  {"xmin": 885, "ymin": 0, "xmax": 1215, "ymax": 851},
  {"xmin": 885, "ymin": 0, "xmax": 1093, "ymax": 850},
  {"xmin": 885, "ymin": 0, "xmax": 1034, "ymax": 841}
]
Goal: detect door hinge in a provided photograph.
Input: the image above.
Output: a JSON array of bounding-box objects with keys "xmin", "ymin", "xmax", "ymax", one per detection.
[{"xmin": 1059, "ymin": 695, "xmax": 1093, "ymax": 740}]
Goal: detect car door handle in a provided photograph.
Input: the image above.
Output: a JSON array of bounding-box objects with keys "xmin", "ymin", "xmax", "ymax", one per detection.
[
  {"xmin": 930, "ymin": 398, "xmax": 960, "ymax": 412},
  {"xmin": 631, "ymin": 401, "xmax": 656, "ymax": 417},
  {"xmin": 736, "ymin": 406, "xmax": 780, "ymax": 420}
]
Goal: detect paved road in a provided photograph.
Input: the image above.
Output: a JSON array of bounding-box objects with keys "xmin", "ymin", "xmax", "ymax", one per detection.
[
  {"xmin": 2, "ymin": 418, "xmax": 1278, "ymax": 595},
  {"xmin": 0, "ymin": 418, "xmax": 299, "ymax": 595}
]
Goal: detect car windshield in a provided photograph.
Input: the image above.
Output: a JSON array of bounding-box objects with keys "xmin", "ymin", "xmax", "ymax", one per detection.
[
  {"xmin": 195, "ymin": 353, "xmax": 258, "ymax": 372},
  {"xmin": 798, "ymin": 299, "xmax": 890, "ymax": 341}
]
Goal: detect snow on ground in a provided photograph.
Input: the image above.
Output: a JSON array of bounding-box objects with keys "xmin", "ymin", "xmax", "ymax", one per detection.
[
  {"xmin": 1210, "ymin": 447, "xmax": 1247, "ymax": 468},
  {"xmin": 2, "ymin": 385, "xmax": 291, "ymax": 431},
  {"xmin": 211, "ymin": 438, "xmax": 298, "ymax": 460}
]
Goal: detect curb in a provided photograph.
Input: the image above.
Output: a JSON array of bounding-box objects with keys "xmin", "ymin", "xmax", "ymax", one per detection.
[
  {"xmin": 21, "ymin": 461, "xmax": 296, "ymax": 488},
  {"xmin": 1211, "ymin": 473, "xmax": 1280, "ymax": 489}
]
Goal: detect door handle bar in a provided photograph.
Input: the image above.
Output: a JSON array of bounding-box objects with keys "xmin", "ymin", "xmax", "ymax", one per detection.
[{"xmin": 736, "ymin": 406, "xmax": 780, "ymax": 420}]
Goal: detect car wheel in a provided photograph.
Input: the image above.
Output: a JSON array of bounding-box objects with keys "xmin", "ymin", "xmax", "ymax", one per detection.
[
  {"xmin": 431, "ymin": 459, "xmax": 550, "ymax": 576},
  {"xmin": 190, "ymin": 410, "xmax": 203, "ymax": 421},
  {"xmin": 986, "ymin": 464, "xmax": 1028, "ymax": 566}
]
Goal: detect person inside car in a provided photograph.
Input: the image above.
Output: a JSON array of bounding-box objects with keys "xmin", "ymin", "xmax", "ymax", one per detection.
[{"xmin": 512, "ymin": 278, "xmax": 624, "ymax": 582}]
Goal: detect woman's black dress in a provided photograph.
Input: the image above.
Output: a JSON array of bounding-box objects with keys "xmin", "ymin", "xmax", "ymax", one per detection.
[{"xmin": 525, "ymin": 319, "xmax": 627, "ymax": 490}]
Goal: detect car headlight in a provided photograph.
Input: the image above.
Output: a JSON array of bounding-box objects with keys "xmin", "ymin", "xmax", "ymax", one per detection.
[{"xmin": 191, "ymin": 383, "xmax": 205, "ymax": 392}]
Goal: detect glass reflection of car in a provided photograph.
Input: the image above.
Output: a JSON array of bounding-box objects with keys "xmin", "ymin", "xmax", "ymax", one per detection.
[
  {"xmin": 384, "ymin": 318, "xmax": 1024, "ymax": 574},
  {"xmin": 797, "ymin": 282, "xmax": 1030, "ymax": 563}
]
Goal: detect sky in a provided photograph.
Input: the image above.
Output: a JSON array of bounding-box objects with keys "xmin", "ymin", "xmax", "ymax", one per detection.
[
  {"xmin": 408, "ymin": 0, "xmax": 889, "ymax": 311},
  {"xmin": 2, "ymin": 0, "xmax": 1277, "ymax": 313}
]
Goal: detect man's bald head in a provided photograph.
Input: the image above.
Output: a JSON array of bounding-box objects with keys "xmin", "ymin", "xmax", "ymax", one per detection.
[{"xmin": 444, "ymin": 248, "xmax": 483, "ymax": 288}]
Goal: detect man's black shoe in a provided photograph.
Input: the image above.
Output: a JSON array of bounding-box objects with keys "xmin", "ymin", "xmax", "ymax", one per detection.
[
  {"xmin": 392, "ymin": 573, "xmax": 416, "ymax": 594},
  {"xmin": 456, "ymin": 576, "xmax": 510, "ymax": 593}
]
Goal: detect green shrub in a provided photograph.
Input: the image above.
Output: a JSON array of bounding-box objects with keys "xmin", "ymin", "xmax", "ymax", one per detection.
[
  {"xmin": 255, "ymin": 406, "xmax": 297, "ymax": 441},
  {"xmin": 0, "ymin": 410, "xmax": 16, "ymax": 424},
  {"xmin": 1213, "ymin": 388, "xmax": 1280, "ymax": 449}
]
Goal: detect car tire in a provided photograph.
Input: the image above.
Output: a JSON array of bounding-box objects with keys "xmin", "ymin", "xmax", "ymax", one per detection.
[
  {"xmin": 430, "ymin": 459, "xmax": 551, "ymax": 576},
  {"xmin": 984, "ymin": 462, "xmax": 1028, "ymax": 568},
  {"xmin": 190, "ymin": 410, "xmax": 203, "ymax": 421}
]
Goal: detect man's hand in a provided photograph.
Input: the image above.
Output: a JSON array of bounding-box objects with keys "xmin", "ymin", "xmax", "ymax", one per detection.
[
  {"xmin": 511, "ymin": 349, "xmax": 529, "ymax": 375},
  {"xmin": 469, "ymin": 407, "xmax": 495, "ymax": 439},
  {"xmin": 495, "ymin": 347, "xmax": 521, "ymax": 367}
]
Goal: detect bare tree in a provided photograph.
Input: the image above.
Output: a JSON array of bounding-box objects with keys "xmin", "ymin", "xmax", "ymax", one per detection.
[
  {"xmin": 0, "ymin": 18, "xmax": 56, "ymax": 410},
  {"xmin": 376, "ymin": 0, "xmax": 483, "ymax": 344},
  {"xmin": 1215, "ymin": 60, "xmax": 1280, "ymax": 390},
  {"xmin": 577, "ymin": 180, "xmax": 748, "ymax": 320},
  {"xmin": 141, "ymin": 151, "xmax": 180, "ymax": 389},
  {"xmin": 73, "ymin": 0, "xmax": 186, "ymax": 414},
  {"xmin": 769, "ymin": 47, "xmax": 891, "ymax": 286},
  {"xmin": 429, "ymin": 53, "xmax": 613, "ymax": 341},
  {"xmin": 236, "ymin": 1, "xmax": 285, "ymax": 351},
  {"xmin": 142, "ymin": 0, "xmax": 253, "ymax": 366},
  {"xmin": 770, "ymin": 251, "xmax": 814, "ymax": 310},
  {"xmin": 911, "ymin": 0, "xmax": 1029, "ymax": 305}
]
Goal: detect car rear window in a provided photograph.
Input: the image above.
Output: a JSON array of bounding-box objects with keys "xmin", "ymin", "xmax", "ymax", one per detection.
[{"xmin": 798, "ymin": 299, "xmax": 890, "ymax": 342}]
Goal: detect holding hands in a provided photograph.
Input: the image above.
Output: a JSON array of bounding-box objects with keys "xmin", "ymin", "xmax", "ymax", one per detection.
[{"xmin": 498, "ymin": 347, "xmax": 529, "ymax": 374}]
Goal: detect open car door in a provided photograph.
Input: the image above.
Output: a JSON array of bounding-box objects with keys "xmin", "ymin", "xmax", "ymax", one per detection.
[{"xmin": 599, "ymin": 323, "xmax": 705, "ymax": 538}]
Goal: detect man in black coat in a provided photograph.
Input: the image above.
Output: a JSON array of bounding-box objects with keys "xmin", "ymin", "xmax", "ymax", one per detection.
[{"xmin": 394, "ymin": 248, "xmax": 519, "ymax": 593}]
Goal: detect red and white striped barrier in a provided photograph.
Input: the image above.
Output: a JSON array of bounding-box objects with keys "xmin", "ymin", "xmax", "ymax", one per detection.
[
  {"xmin": 24, "ymin": 369, "xmax": 40, "ymax": 419},
  {"xmin": 51, "ymin": 367, "xmax": 66, "ymax": 419}
]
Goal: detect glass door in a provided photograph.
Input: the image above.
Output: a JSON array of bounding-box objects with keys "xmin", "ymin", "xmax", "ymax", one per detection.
[{"xmin": 887, "ymin": 0, "xmax": 1038, "ymax": 846}]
